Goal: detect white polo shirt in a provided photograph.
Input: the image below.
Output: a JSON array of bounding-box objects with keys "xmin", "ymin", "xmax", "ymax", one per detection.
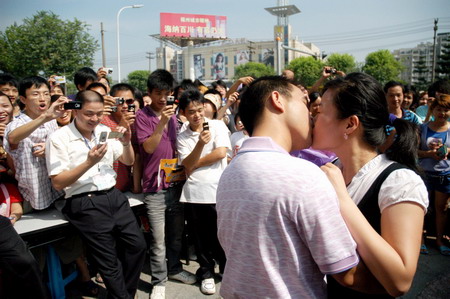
[
  {"xmin": 46, "ymin": 121, "xmax": 123, "ymax": 198},
  {"xmin": 177, "ymin": 118, "xmax": 231, "ymax": 204}
]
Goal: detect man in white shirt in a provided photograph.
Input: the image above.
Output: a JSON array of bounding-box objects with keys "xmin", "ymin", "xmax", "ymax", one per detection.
[
  {"xmin": 46, "ymin": 90, "xmax": 146, "ymax": 299},
  {"xmin": 176, "ymin": 89, "xmax": 231, "ymax": 295}
]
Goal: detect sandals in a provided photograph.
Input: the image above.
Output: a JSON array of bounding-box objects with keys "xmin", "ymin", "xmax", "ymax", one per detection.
[
  {"xmin": 439, "ymin": 245, "xmax": 450, "ymax": 256},
  {"xmin": 420, "ymin": 244, "xmax": 429, "ymax": 254},
  {"xmin": 79, "ymin": 280, "xmax": 99, "ymax": 297}
]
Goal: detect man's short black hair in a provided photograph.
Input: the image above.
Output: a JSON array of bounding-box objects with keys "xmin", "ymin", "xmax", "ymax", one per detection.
[
  {"xmin": 147, "ymin": 69, "xmax": 176, "ymax": 93},
  {"xmin": 383, "ymin": 81, "xmax": 404, "ymax": 94},
  {"xmin": 86, "ymin": 82, "xmax": 107, "ymax": 94},
  {"xmin": 178, "ymin": 89, "xmax": 204, "ymax": 111},
  {"xmin": 74, "ymin": 67, "xmax": 97, "ymax": 90},
  {"xmin": 19, "ymin": 76, "xmax": 50, "ymax": 97},
  {"xmin": 0, "ymin": 73, "xmax": 19, "ymax": 88},
  {"xmin": 239, "ymin": 76, "xmax": 292, "ymax": 136},
  {"xmin": 110, "ymin": 83, "xmax": 135, "ymax": 98}
]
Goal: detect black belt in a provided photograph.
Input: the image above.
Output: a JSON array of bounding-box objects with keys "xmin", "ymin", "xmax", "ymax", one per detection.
[{"xmin": 69, "ymin": 187, "xmax": 115, "ymax": 200}]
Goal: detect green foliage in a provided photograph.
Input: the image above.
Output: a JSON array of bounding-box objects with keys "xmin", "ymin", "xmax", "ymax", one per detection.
[
  {"xmin": 286, "ymin": 56, "xmax": 324, "ymax": 87},
  {"xmin": 436, "ymin": 36, "xmax": 450, "ymax": 79},
  {"xmin": 413, "ymin": 55, "xmax": 429, "ymax": 91},
  {"xmin": 325, "ymin": 53, "xmax": 357, "ymax": 74},
  {"xmin": 126, "ymin": 70, "xmax": 150, "ymax": 92},
  {"xmin": 233, "ymin": 62, "xmax": 275, "ymax": 79},
  {"xmin": 0, "ymin": 11, "xmax": 98, "ymax": 79},
  {"xmin": 362, "ymin": 50, "xmax": 403, "ymax": 85}
]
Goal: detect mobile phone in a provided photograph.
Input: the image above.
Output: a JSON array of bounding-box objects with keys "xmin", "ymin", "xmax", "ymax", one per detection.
[
  {"xmin": 104, "ymin": 67, "xmax": 113, "ymax": 74},
  {"xmin": 203, "ymin": 122, "xmax": 209, "ymax": 131},
  {"xmin": 99, "ymin": 132, "xmax": 108, "ymax": 144},
  {"xmin": 32, "ymin": 145, "xmax": 42, "ymax": 152},
  {"xmin": 325, "ymin": 68, "xmax": 337, "ymax": 74},
  {"xmin": 166, "ymin": 96, "xmax": 175, "ymax": 106},
  {"xmin": 64, "ymin": 101, "xmax": 82, "ymax": 110},
  {"xmin": 54, "ymin": 76, "xmax": 66, "ymax": 84},
  {"xmin": 115, "ymin": 97, "xmax": 124, "ymax": 105},
  {"xmin": 110, "ymin": 106, "xmax": 118, "ymax": 113},
  {"xmin": 437, "ymin": 145, "xmax": 448, "ymax": 158},
  {"xmin": 108, "ymin": 131, "xmax": 124, "ymax": 139},
  {"xmin": 127, "ymin": 104, "xmax": 136, "ymax": 113}
]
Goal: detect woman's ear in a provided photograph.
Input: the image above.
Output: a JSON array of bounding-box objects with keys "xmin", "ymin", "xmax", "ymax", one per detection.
[{"xmin": 345, "ymin": 115, "xmax": 360, "ymax": 134}]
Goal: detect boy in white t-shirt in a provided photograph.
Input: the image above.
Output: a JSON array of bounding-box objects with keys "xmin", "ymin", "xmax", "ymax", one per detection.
[{"xmin": 176, "ymin": 89, "xmax": 231, "ymax": 296}]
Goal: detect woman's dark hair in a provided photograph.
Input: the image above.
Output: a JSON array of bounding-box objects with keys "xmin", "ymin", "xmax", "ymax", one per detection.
[
  {"xmin": 324, "ymin": 72, "xmax": 420, "ymax": 172},
  {"xmin": 309, "ymin": 92, "xmax": 321, "ymax": 103},
  {"xmin": 0, "ymin": 91, "xmax": 13, "ymax": 105},
  {"xmin": 133, "ymin": 88, "xmax": 145, "ymax": 109}
]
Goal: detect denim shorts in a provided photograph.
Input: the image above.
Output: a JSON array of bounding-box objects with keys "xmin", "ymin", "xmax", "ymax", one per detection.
[{"xmin": 425, "ymin": 173, "xmax": 450, "ymax": 194}]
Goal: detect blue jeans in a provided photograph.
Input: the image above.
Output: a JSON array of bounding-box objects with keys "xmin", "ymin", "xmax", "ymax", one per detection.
[{"xmin": 144, "ymin": 184, "xmax": 184, "ymax": 286}]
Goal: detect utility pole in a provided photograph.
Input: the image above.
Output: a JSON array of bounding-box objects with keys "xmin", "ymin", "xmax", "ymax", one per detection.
[
  {"xmin": 146, "ymin": 52, "xmax": 155, "ymax": 72},
  {"xmin": 101, "ymin": 22, "xmax": 106, "ymax": 67},
  {"xmin": 248, "ymin": 41, "xmax": 255, "ymax": 62},
  {"xmin": 431, "ymin": 18, "xmax": 439, "ymax": 82}
]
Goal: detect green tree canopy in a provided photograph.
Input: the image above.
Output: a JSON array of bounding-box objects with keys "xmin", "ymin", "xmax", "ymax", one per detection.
[
  {"xmin": 436, "ymin": 36, "xmax": 450, "ymax": 79},
  {"xmin": 286, "ymin": 56, "xmax": 324, "ymax": 87},
  {"xmin": 127, "ymin": 70, "xmax": 150, "ymax": 92},
  {"xmin": 233, "ymin": 62, "xmax": 275, "ymax": 79},
  {"xmin": 0, "ymin": 11, "xmax": 98, "ymax": 79},
  {"xmin": 362, "ymin": 50, "xmax": 403, "ymax": 85},
  {"xmin": 325, "ymin": 53, "xmax": 357, "ymax": 74}
]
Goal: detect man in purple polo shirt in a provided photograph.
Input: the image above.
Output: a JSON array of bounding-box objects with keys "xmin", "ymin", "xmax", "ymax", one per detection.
[{"xmin": 135, "ymin": 69, "xmax": 196, "ymax": 299}]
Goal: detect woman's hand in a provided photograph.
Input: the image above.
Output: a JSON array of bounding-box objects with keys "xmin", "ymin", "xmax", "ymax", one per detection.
[{"xmin": 321, "ymin": 162, "xmax": 351, "ymax": 202}]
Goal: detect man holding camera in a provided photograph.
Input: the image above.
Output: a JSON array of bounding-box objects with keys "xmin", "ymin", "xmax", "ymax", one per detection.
[
  {"xmin": 46, "ymin": 90, "xmax": 146, "ymax": 299},
  {"xmin": 135, "ymin": 69, "xmax": 196, "ymax": 299},
  {"xmin": 100, "ymin": 83, "xmax": 137, "ymax": 192},
  {"xmin": 4, "ymin": 76, "xmax": 67, "ymax": 211}
]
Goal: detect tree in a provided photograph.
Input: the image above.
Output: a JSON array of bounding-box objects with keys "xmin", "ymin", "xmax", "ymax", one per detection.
[
  {"xmin": 413, "ymin": 54, "xmax": 429, "ymax": 91},
  {"xmin": 286, "ymin": 56, "xmax": 324, "ymax": 87},
  {"xmin": 0, "ymin": 11, "xmax": 98, "ymax": 78},
  {"xmin": 362, "ymin": 50, "xmax": 403, "ymax": 85},
  {"xmin": 436, "ymin": 36, "xmax": 450, "ymax": 79},
  {"xmin": 233, "ymin": 62, "xmax": 275, "ymax": 79},
  {"xmin": 127, "ymin": 70, "xmax": 150, "ymax": 92},
  {"xmin": 325, "ymin": 53, "xmax": 357, "ymax": 74}
]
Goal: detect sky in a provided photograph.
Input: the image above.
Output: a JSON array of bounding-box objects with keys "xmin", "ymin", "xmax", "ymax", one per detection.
[{"xmin": 1, "ymin": 0, "xmax": 449, "ymax": 81}]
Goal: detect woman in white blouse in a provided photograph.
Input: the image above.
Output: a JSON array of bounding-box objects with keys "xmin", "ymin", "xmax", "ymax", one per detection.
[{"xmin": 313, "ymin": 72, "xmax": 428, "ymax": 298}]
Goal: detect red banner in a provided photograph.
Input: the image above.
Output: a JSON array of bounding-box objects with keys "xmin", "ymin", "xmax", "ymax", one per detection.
[{"xmin": 160, "ymin": 13, "xmax": 227, "ymax": 39}]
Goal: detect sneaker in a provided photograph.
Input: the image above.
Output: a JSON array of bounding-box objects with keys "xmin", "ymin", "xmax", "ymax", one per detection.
[
  {"xmin": 168, "ymin": 270, "xmax": 197, "ymax": 284},
  {"xmin": 200, "ymin": 278, "xmax": 216, "ymax": 295},
  {"xmin": 149, "ymin": 285, "xmax": 165, "ymax": 299}
]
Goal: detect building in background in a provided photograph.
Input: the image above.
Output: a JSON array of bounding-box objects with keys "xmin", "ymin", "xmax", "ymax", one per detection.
[
  {"xmin": 153, "ymin": 4, "xmax": 320, "ymax": 83},
  {"xmin": 393, "ymin": 32, "xmax": 450, "ymax": 86}
]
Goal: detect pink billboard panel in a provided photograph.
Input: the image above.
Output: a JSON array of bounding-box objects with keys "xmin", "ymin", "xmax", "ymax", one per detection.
[{"xmin": 160, "ymin": 13, "xmax": 227, "ymax": 39}]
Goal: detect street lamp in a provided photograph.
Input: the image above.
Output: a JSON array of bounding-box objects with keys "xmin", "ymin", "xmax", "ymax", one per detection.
[{"xmin": 116, "ymin": 4, "xmax": 144, "ymax": 83}]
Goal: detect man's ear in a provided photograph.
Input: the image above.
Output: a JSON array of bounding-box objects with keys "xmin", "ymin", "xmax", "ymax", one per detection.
[
  {"xmin": 19, "ymin": 96, "xmax": 27, "ymax": 105},
  {"xmin": 269, "ymin": 91, "xmax": 285, "ymax": 113},
  {"xmin": 345, "ymin": 115, "xmax": 360, "ymax": 134}
]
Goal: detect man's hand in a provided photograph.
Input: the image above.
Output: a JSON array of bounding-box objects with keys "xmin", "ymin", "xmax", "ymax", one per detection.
[
  {"xmin": 199, "ymin": 130, "xmax": 211, "ymax": 145},
  {"xmin": 238, "ymin": 76, "xmax": 254, "ymax": 86},
  {"xmin": 87, "ymin": 143, "xmax": 108, "ymax": 166},
  {"xmin": 119, "ymin": 111, "xmax": 136, "ymax": 127},
  {"xmin": 32, "ymin": 143, "xmax": 46, "ymax": 158},
  {"xmin": 226, "ymin": 92, "xmax": 239, "ymax": 107},
  {"xmin": 161, "ymin": 105, "xmax": 175, "ymax": 124},
  {"xmin": 45, "ymin": 96, "xmax": 68, "ymax": 120},
  {"xmin": 97, "ymin": 68, "xmax": 107, "ymax": 79},
  {"xmin": 116, "ymin": 126, "xmax": 131, "ymax": 145}
]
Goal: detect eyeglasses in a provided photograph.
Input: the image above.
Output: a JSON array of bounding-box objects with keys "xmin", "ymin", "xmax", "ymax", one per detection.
[{"xmin": 115, "ymin": 98, "xmax": 135, "ymax": 105}]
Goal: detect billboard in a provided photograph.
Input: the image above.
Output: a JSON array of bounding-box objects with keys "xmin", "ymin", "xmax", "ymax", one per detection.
[
  {"xmin": 212, "ymin": 52, "xmax": 226, "ymax": 80},
  {"xmin": 235, "ymin": 50, "xmax": 249, "ymax": 65},
  {"xmin": 194, "ymin": 54, "xmax": 204, "ymax": 80},
  {"xmin": 160, "ymin": 13, "xmax": 227, "ymax": 39}
]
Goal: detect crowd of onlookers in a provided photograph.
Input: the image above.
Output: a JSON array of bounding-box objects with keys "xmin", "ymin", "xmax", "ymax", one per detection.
[{"xmin": 0, "ymin": 65, "xmax": 449, "ymax": 299}]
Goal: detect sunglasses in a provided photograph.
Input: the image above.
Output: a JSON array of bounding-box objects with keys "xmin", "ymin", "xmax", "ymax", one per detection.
[{"xmin": 116, "ymin": 98, "xmax": 135, "ymax": 105}]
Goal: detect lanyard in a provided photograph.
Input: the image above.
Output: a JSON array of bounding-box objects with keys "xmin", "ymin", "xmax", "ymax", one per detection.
[{"xmin": 82, "ymin": 132, "xmax": 97, "ymax": 150}]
